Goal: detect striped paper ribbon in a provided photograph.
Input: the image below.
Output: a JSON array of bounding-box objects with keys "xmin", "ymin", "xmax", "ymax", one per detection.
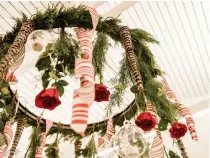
[
  {"xmin": 0, "ymin": 121, "xmax": 13, "ymax": 158},
  {"xmin": 35, "ymin": 120, "xmax": 53, "ymax": 158},
  {"xmin": 146, "ymin": 102, "xmax": 164, "ymax": 158},
  {"xmin": 161, "ymin": 75, "xmax": 198, "ymax": 141},
  {"xmin": 98, "ymin": 118, "xmax": 114, "ymax": 148},
  {"xmin": 71, "ymin": 7, "xmax": 99, "ymax": 135}
]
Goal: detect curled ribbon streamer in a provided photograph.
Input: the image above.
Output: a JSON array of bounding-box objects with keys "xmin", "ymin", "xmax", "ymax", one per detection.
[
  {"xmin": 146, "ymin": 102, "xmax": 164, "ymax": 158},
  {"xmin": 98, "ymin": 118, "xmax": 114, "ymax": 148},
  {"xmin": 35, "ymin": 120, "xmax": 53, "ymax": 158},
  {"xmin": 161, "ymin": 75, "xmax": 198, "ymax": 141},
  {"xmin": 71, "ymin": 7, "xmax": 99, "ymax": 135},
  {"xmin": 0, "ymin": 121, "xmax": 13, "ymax": 158}
]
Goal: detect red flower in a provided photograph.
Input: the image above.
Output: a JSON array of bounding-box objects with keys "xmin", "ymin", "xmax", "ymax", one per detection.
[
  {"xmin": 35, "ymin": 88, "xmax": 61, "ymax": 110},
  {"xmin": 135, "ymin": 112, "xmax": 156, "ymax": 131},
  {"xmin": 169, "ymin": 122, "xmax": 187, "ymax": 139},
  {"xmin": 94, "ymin": 84, "xmax": 110, "ymax": 102}
]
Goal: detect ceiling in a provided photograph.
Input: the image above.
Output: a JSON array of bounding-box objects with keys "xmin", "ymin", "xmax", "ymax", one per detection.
[{"xmin": 0, "ymin": 1, "xmax": 209, "ymax": 158}]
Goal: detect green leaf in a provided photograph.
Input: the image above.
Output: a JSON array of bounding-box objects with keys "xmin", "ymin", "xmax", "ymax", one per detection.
[
  {"xmin": 130, "ymin": 85, "xmax": 139, "ymax": 93},
  {"xmin": 0, "ymin": 133, "xmax": 5, "ymax": 146},
  {"xmin": 42, "ymin": 80, "xmax": 50, "ymax": 89},
  {"xmin": 56, "ymin": 80, "xmax": 68, "ymax": 86},
  {"xmin": 35, "ymin": 56, "xmax": 51, "ymax": 71},
  {"xmin": 1, "ymin": 87, "xmax": 9, "ymax": 95},
  {"xmin": 49, "ymin": 72, "xmax": 59, "ymax": 79},
  {"xmin": 39, "ymin": 50, "xmax": 49, "ymax": 59},
  {"xmin": 57, "ymin": 85, "xmax": 64, "ymax": 97},
  {"xmin": 175, "ymin": 155, "xmax": 180, "ymax": 158},
  {"xmin": 169, "ymin": 150, "xmax": 176, "ymax": 158},
  {"xmin": 0, "ymin": 120, "xmax": 4, "ymax": 131},
  {"xmin": 114, "ymin": 84, "xmax": 126, "ymax": 90},
  {"xmin": 158, "ymin": 118, "xmax": 169, "ymax": 131}
]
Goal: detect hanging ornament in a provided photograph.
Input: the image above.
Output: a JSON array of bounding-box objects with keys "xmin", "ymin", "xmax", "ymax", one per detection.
[
  {"xmin": 161, "ymin": 75, "xmax": 198, "ymax": 141},
  {"xmin": 71, "ymin": 7, "xmax": 99, "ymax": 135},
  {"xmin": 110, "ymin": 120, "xmax": 153, "ymax": 158},
  {"xmin": 9, "ymin": 118, "xmax": 27, "ymax": 158},
  {"xmin": 26, "ymin": 30, "xmax": 47, "ymax": 53},
  {"xmin": 169, "ymin": 122, "xmax": 187, "ymax": 139},
  {"xmin": 135, "ymin": 112, "xmax": 156, "ymax": 131},
  {"xmin": 94, "ymin": 84, "xmax": 110, "ymax": 102},
  {"xmin": 35, "ymin": 120, "xmax": 53, "ymax": 158},
  {"xmin": 0, "ymin": 20, "xmax": 34, "ymax": 84},
  {"xmin": 35, "ymin": 88, "xmax": 61, "ymax": 111},
  {"xmin": 98, "ymin": 118, "xmax": 114, "ymax": 148}
]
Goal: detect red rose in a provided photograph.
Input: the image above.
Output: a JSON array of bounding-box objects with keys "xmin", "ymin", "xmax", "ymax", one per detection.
[
  {"xmin": 35, "ymin": 88, "xmax": 61, "ymax": 110},
  {"xmin": 94, "ymin": 84, "xmax": 110, "ymax": 102},
  {"xmin": 169, "ymin": 122, "xmax": 187, "ymax": 139},
  {"xmin": 135, "ymin": 112, "xmax": 156, "ymax": 131}
]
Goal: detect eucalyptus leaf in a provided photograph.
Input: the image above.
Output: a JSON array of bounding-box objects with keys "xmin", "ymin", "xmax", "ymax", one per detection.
[
  {"xmin": 0, "ymin": 119, "xmax": 4, "ymax": 131},
  {"xmin": 158, "ymin": 118, "xmax": 169, "ymax": 131},
  {"xmin": 35, "ymin": 56, "xmax": 51, "ymax": 71},
  {"xmin": 49, "ymin": 72, "xmax": 59, "ymax": 79},
  {"xmin": 56, "ymin": 80, "xmax": 68, "ymax": 86},
  {"xmin": 0, "ymin": 133, "xmax": 5, "ymax": 146}
]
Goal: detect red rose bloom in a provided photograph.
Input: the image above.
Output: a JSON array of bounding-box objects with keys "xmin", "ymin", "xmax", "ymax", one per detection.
[
  {"xmin": 94, "ymin": 84, "xmax": 110, "ymax": 102},
  {"xmin": 169, "ymin": 122, "xmax": 187, "ymax": 139},
  {"xmin": 135, "ymin": 112, "xmax": 156, "ymax": 131},
  {"xmin": 35, "ymin": 88, "xmax": 61, "ymax": 110}
]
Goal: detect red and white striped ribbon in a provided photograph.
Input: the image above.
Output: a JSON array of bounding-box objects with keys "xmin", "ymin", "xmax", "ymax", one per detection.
[
  {"xmin": 35, "ymin": 120, "xmax": 53, "ymax": 158},
  {"xmin": 146, "ymin": 102, "xmax": 164, "ymax": 158},
  {"xmin": 98, "ymin": 118, "xmax": 114, "ymax": 148},
  {"xmin": 0, "ymin": 121, "xmax": 13, "ymax": 158},
  {"xmin": 71, "ymin": 7, "xmax": 99, "ymax": 135},
  {"xmin": 161, "ymin": 75, "xmax": 198, "ymax": 141}
]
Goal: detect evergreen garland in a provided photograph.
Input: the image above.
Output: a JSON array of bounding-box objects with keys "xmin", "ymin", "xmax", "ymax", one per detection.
[{"xmin": 0, "ymin": 4, "xmax": 183, "ymax": 157}]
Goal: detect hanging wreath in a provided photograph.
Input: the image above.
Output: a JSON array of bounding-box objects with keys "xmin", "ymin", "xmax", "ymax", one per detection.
[{"xmin": 0, "ymin": 4, "xmax": 197, "ymax": 158}]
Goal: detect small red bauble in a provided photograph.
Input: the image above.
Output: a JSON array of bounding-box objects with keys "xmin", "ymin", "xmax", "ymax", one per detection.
[
  {"xmin": 94, "ymin": 84, "xmax": 110, "ymax": 102},
  {"xmin": 35, "ymin": 88, "xmax": 61, "ymax": 111},
  {"xmin": 169, "ymin": 122, "xmax": 187, "ymax": 139},
  {"xmin": 135, "ymin": 112, "xmax": 156, "ymax": 131}
]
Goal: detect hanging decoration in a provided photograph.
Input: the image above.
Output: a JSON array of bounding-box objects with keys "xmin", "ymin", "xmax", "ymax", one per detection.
[
  {"xmin": 169, "ymin": 122, "xmax": 187, "ymax": 139},
  {"xmin": 0, "ymin": 4, "xmax": 197, "ymax": 158},
  {"xmin": 110, "ymin": 120, "xmax": 149, "ymax": 158},
  {"xmin": 98, "ymin": 118, "xmax": 114, "ymax": 148},
  {"xmin": 146, "ymin": 102, "xmax": 164, "ymax": 158},
  {"xmin": 0, "ymin": 121, "xmax": 13, "ymax": 158},
  {"xmin": 94, "ymin": 84, "xmax": 110, "ymax": 102},
  {"xmin": 8, "ymin": 118, "xmax": 27, "ymax": 158},
  {"xmin": 161, "ymin": 75, "xmax": 198, "ymax": 141},
  {"xmin": 35, "ymin": 88, "xmax": 61, "ymax": 111},
  {"xmin": 0, "ymin": 20, "xmax": 34, "ymax": 83},
  {"xmin": 135, "ymin": 112, "xmax": 156, "ymax": 131},
  {"xmin": 71, "ymin": 7, "xmax": 99, "ymax": 135},
  {"xmin": 35, "ymin": 119, "xmax": 53, "ymax": 158}
]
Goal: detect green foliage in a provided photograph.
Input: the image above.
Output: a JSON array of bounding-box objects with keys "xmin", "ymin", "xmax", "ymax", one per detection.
[
  {"xmin": 45, "ymin": 140, "xmax": 60, "ymax": 158},
  {"xmin": 25, "ymin": 126, "xmax": 42, "ymax": 158},
  {"xmin": 169, "ymin": 150, "xmax": 180, "ymax": 158},
  {"xmin": 158, "ymin": 118, "xmax": 169, "ymax": 131}
]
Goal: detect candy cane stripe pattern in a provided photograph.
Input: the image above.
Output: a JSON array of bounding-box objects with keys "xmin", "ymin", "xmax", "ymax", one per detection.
[
  {"xmin": 161, "ymin": 75, "xmax": 198, "ymax": 141},
  {"xmin": 0, "ymin": 121, "xmax": 13, "ymax": 158},
  {"xmin": 35, "ymin": 120, "xmax": 53, "ymax": 158},
  {"xmin": 98, "ymin": 118, "xmax": 114, "ymax": 148},
  {"xmin": 146, "ymin": 102, "xmax": 164, "ymax": 158},
  {"xmin": 71, "ymin": 7, "xmax": 99, "ymax": 135},
  {"xmin": 120, "ymin": 26, "xmax": 143, "ymax": 91}
]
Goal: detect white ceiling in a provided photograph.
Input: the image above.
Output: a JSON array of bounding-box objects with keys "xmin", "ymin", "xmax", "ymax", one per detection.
[{"xmin": 0, "ymin": 1, "xmax": 209, "ymax": 158}]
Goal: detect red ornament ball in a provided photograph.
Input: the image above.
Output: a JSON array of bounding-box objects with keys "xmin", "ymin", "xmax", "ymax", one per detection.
[
  {"xmin": 169, "ymin": 122, "xmax": 187, "ymax": 139},
  {"xmin": 35, "ymin": 88, "xmax": 61, "ymax": 110},
  {"xmin": 94, "ymin": 84, "xmax": 110, "ymax": 102},
  {"xmin": 135, "ymin": 112, "xmax": 156, "ymax": 131}
]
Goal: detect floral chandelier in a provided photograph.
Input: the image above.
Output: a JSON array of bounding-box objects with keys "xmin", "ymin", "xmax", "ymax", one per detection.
[{"xmin": 0, "ymin": 4, "xmax": 197, "ymax": 158}]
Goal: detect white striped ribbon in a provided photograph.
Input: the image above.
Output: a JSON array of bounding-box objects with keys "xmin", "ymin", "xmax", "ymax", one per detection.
[
  {"xmin": 35, "ymin": 120, "xmax": 53, "ymax": 158},
  {"xmin": 0, "ymin": 121, "xmax": 13, "ymax": 158},
  {"xmin": 161, "ymin": 75, "xmax": 198, "ymax": 141},
  {"xmin": 71, "ymin": 7, "xmax": 99, "ymax": 135}
]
